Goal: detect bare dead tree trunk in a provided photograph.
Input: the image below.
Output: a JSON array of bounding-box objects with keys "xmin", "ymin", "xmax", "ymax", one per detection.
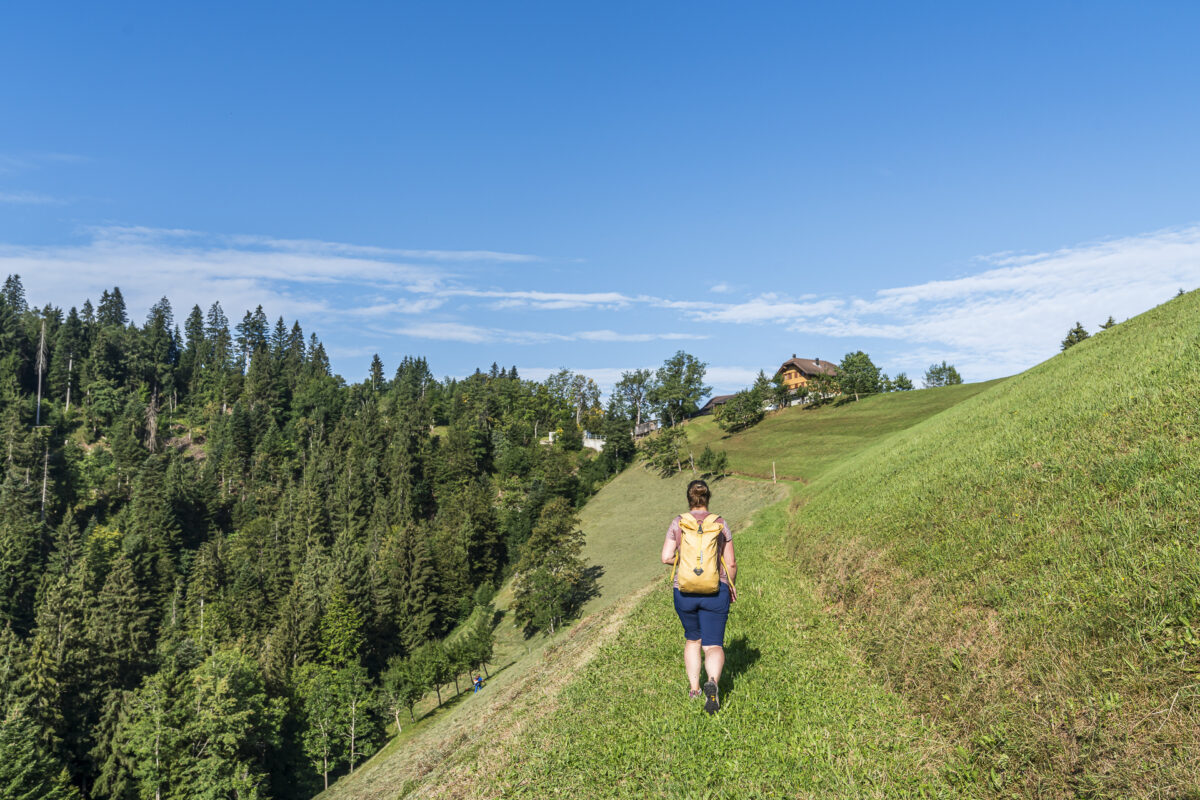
[
  {"xmin": 35, "ymin": 320, "xmax": 46, "ymax": 425},
  {"xmin": 145, "ymin": 390, "xmax": 159, "ymax": 452},
  {"xmin": 65, "ymin": 355, "xmax": 73, "ymax": 413},
  {"xmin": 40, "ymin": 443, "xmax": 49, "ymax": 522}
]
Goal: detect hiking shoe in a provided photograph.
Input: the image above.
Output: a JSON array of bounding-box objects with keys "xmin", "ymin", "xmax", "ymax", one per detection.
[
  {"xmin": 702, "ymin": 679, "xmax": 719, "ymax": 715},
  {"xmin": 688, "ymin": 688, "xmax": 702, "ymax": 700}
]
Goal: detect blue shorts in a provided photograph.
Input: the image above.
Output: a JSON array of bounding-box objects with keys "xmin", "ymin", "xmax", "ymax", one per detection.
[{"xmin": 673, "ymin": 583, "xmax": 731, "ymax": 647}]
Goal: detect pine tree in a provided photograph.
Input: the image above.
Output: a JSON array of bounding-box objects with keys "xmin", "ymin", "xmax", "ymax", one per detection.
[
  {"xmin": 0, "ymin": 471, "xmax": 43, "ymax": 634},
  {"xmin": 368, "ymin": 354, "xmax": 384, "ymax": 391},
  {"xmin": 86, "ymin": 552, "xmax": 154, "ymax": 687},
  {"xmin": 0, "ymin": 707, "xmax": 81, "ymax": 800},
  {"xmin": 2, "ymin": 274, "xmax": 27, "ymax": 312},
  {"xmin": 96, "ymin": 286, "xmax": 127, "ymax": 327},
  {"xmin": 1099, "ymin": 315, "xmax": 1117, "ymax": 330},
  {"xmin": 400, "ymin": 527, "xmax": 440, "ymax": 650},
  {"xmin": 319, "ymin": 584, "xmax": 364, "ymax": 668},
  {"xmin": 1061, "ymin": 321, "xmax": 1090, "ymax": 351}
]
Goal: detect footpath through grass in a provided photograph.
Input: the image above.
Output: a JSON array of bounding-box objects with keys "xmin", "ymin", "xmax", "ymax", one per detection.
[
  {"xmin": 467, "ymin": 500, "xmax": 978, "ymax": 799},
  {"xmin": 682, "ymin": 380, "xmax": 1002, "ymax": 482},
  {"xmin": 323, "ymin": 382, "xmax": 991, "ymax": 799},
  {"xmin": 321, "ymin": 471, "xmax": 785, "ymax": 800}
]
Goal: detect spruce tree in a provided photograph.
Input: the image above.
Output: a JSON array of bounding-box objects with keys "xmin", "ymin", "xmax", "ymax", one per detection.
[
  {"xmin": 0, "ymin": 707, "xmax": 81, "ymax": 800},
  {"xmin": 0, "ymin": 471, "xmax": 43, "ymax": 634},
  {"xmin": 400, "ymin": 527, "xmax": 439, "ymax": 650},
  {"xmin": 1061, "ymin": 321, "xmax": 1091, "ymax": 351},
  {"xmin": 86, "ymin": 552, "xmax": 154, "ymax": 687},
  {"xmin": 1, "ymin": 273, "xmax": 27, "ymax": 312}
]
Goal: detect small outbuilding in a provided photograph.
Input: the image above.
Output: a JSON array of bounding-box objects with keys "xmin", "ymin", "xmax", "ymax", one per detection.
[{"xmin": 696, "ymin": 393, "xmax": 736, "ymax": 416}]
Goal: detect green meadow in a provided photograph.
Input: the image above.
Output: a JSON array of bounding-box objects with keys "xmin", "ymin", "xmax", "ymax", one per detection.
[
  {"xmin": 327, "ymin": 366, "xmax": 983, "ymax": 798},
  {"xmin": 788, "ymin": 290, "xmax": 1200, "ymax": 797},
  {"xmin": 325, "ymin": 291, "xmax": 1200, "ymax": 799},
  {"xmin": 682, "ymin": 378, "xmax": 1001, "ymax": 482}
]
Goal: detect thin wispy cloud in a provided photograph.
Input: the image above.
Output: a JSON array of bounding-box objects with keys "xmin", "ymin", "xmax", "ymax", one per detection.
[
  {"xmin": 2, "ymin": 220, "xmax": 1198, "ymax": 388},
  {"xmin": 389, "ymin": 323, "xmax": 702, "ymax": 345},
  {"xmin": 0, "ymin": 225, "xmax": 457, "ymax": 333},
  {"xmin": 680, "ymin": 294, "xmax": 842, "ymax": 324},
  {"xmin": 0, "ymin": 152, "xmax": 87, "ymax": 175},
  {"xmin": 441, "ymin": 289, "xmax": 635, "ymax": 310},
  {"xmin": 0, "ymin": 191, "xmax": 63, "ymax": 205},
  {"xmin": 788, "ymin": 225, "xmax": 1200, "ymax": 378}
]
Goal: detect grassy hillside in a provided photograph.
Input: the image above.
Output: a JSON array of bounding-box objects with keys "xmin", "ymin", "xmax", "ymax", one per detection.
[
  {"xmin": 320, "ymin": 470, "xmax": 786, "ymax": 799},
  {"xmin": 683, "ymin": 379, "xmax": 1002, "ymax": 481},
  {"xmin": 461, "ymin": 500, "xmax": 980, "ymax": 799},
  {"xmin": 788, "ymin": 291, "xmax": 1200, "ymax": 797},
  {"xmin": 323, "ymin": 382, "xmax": 985, "ymax": 799}
]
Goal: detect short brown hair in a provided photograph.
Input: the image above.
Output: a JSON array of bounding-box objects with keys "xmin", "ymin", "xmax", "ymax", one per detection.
[{"xmin": 687, "ymin": 479, "xmax": 710, "ymax": 509}]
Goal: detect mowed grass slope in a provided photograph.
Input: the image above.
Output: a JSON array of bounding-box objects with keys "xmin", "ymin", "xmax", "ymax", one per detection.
[
  {"xmin": 467, "ymin": 502, "xmax": 978, "ymax": 799},
  {"xmin": 789, "ymin": 291, "xmax": 1200, "ymax": 798},
  {"xmin": 683, "ymin": 379, "xmax": 1002, "ymax": 481},
  {"xmin": 321, "ymin": 470, "xmax": 786, "ymax": 799},
  {"xmin": 418, "ymin": 384, "xmax": 994, "ymax": 798}
]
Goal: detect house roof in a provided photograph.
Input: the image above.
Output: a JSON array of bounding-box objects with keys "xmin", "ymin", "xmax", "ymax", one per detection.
[
  {"xmin": 777, "ymin": 357, "xmax": 838, "ymax": 377},
  {"xmin": 698, "ymin": 393, "xmax": 736, "ymax": 412}
]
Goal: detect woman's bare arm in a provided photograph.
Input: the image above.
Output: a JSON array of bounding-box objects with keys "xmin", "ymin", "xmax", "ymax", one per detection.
[
  {"xmin": 723, "ymin": 538, "xmax": 737, "ymax": 600},
  {"xmin": 661, "ymin": 533, "xmax": 678, "ymax": 564}
]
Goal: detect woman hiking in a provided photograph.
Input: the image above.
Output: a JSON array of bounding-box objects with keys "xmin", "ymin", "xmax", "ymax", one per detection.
[{"xmin": 661, "ymin": 479, "xmax": 737, "ymax": 714}]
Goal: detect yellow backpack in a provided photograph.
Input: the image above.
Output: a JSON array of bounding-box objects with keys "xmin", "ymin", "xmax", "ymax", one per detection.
[{"xmin": 671, "ymin": 512, "xmax": 727, "ymax": 594}]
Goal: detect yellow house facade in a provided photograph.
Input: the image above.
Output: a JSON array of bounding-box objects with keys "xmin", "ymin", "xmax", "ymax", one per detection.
[{"xmin": 776, "ymin": 355, "xmax": 837, "ymax": 391}]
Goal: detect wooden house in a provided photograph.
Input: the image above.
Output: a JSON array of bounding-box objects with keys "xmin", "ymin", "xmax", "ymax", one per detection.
[{"xmin": 775, "ymin": 355, "xmax": 837, "ymax": 391}]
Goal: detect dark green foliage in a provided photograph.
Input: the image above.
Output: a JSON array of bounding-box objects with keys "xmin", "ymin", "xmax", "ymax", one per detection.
[
  {"xmin": 1061, "ymin": 320, "xmax": 1091, "ymax": 350},
  {"xmin": 639, "ymin": 425, "xmax": 690, "ymax": 477},
  {"xmin": 922, "ymin": 360, "xmax": 964, "ymax": 388},
  {"xmin": 512, "ymin": 498, "xmax": 593, "ymax": 635},
  {"xmin": 837, "ymin": 351, "xmax": 883, "ymax": 401},
  {"xmin": 0, "ymin": 281, "xmax": 628, "ymax": 798},
  {"xmin": 890, "ymin": 372, "xmax": 914, "ymax": 391},
  {"xmin": 650, "ymin": 351, "xmax": 709, "ymax": 427},
  {"xmin": 696, "ymin": 445, "xmax": 729, "ymax": 477},
  {"xmin": 769, "ymin": 371, "xmax": 792, "ymax": 409},
  {"xmin": 0, "ymin": 707, "xmax": 82, "ymax": 800},
  {"xmin": 715, "ymin": 389, "xmax": 765, "ymax": 432}
]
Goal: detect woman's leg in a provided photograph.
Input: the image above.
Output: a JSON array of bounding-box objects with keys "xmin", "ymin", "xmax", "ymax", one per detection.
[
  {"xmin": 684, "ymin": 639, "xmax": 703, "ymax": 690},
  {"xmin": 674, "ymin": 589, "xmax": 704, "ymax": 691},
  {"xmin": 697, "ymin": 584, "xmax": 731, "ymax": 686},
  {"xmin": 703, "ymin": 644, "xmax": 725, "ymax": 685}
]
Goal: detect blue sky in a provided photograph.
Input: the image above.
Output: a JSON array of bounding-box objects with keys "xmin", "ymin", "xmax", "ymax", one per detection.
[{"xmin": 3, "ymin": 2, "xmax": 1200, "ymax": 394}]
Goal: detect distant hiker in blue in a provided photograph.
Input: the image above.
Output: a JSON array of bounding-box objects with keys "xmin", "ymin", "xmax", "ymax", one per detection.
[
  {"xmin": 661, "ymin": 479, "xmax": 737, "ymax": 714},
  {"xmin": 473, "ymin": 675, "xmax": 483, "ymax": 693}
]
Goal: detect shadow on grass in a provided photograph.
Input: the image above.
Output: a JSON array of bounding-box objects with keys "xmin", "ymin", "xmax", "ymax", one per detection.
[{"xmin": 720, "ymin": 635, "xmax": 760, "ymax": 700}]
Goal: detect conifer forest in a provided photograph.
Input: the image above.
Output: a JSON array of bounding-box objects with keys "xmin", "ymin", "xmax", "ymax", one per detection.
[{"xmin": 0, "ymin": 275, "xmax": 638, "ymax": 799}]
